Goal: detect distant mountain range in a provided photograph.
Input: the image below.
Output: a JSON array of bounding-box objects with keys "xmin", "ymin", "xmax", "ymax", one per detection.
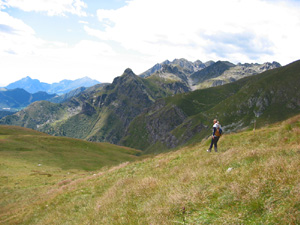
[
  {"xmin": 1, "ymin": 58, "xmax": 298, "ymax": 154},
  {"xmin": 140, "ymin": 58, "xmax": 281, "ymax": 91},
  {"xmin": 0, "ymin": 76, "xmax": 102, "ymax": 114},
  {"xmin": 0, "ymin": 88, "xmax": 56, "ymax": 112},
  {"xmin": 5, "ymin": 76, "xmax": 100, "ymax": 95}
]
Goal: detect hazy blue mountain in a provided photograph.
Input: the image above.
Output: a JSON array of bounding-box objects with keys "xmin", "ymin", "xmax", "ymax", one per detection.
[
  {"xmin": 0, "ymin": 88, "xmax": 56, "ymax": 111},
  {"xmin": 6, "ymin": 76, "xmax": 50, "ymax": 94},
  {"xmin": 49, "ymin": 83, "xmax": 110, "ymax": 103},
  {"xmin": 0, "ymin": 110, "xmax": 14, "ymax": 119},
  {"xmin": 49, "ymin": 87, "xmax": 87, "ymax": 103},
  {"xmin": 47, "ymin": 77, "xmax": 100, "ymax": 95},
  {"xmin": 6, "ymin": 76, "xmax": 100, "ymax": 95}
]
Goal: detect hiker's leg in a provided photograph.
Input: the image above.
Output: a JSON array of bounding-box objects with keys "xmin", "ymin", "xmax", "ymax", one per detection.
[
  {"xmin": 208, "ymin": 137, "xmax": 214, "ymax": 151},
  {"xmin": 214, "ymin": 137, "xmax": 219, "ymax": 152}
]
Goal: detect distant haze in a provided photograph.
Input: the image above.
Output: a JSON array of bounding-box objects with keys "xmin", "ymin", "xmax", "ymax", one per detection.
[{"xmin": 5, "ymin": 76, "xmax": 100, "ymax": 95}]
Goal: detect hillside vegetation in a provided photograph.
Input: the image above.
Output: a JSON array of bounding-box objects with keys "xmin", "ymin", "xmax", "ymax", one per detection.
[
  {"xmin": 123, "ymin": 60, "xmax": 300, "ymax": 153},
  {"xmin": 1, "ymin": 114, "xmax": 300, "ymax": 224}
]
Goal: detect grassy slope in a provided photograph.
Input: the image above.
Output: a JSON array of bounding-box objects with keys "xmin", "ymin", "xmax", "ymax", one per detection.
[
  {"xmin": 1, "ymin": 115, "xmax": 300, "ymax": 224},
  {"xmin": 0, "ymin": 125, "xmax": 142, "ymax": 224},
  {"xmin": 0, "ymin": 125, "xmax": 141, "ymax": 171}
]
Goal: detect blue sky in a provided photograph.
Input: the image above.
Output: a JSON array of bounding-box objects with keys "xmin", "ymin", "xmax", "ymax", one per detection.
[{"xmin": 0, "ymin": 0, "xmax": 300, "ymax": 86}]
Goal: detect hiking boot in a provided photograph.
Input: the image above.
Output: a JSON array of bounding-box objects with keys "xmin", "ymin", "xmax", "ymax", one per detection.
[
  {"xmin": 207, "ymin": 149, "xmax": 211, "ymax": 152},
  {"xmin": 214, "ymin": 148, "xmax": 218, "ymax": 152}
]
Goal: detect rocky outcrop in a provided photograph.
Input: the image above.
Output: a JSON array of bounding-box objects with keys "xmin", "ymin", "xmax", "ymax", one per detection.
[
  {"xmin": 192, "ymin": 61, "xmax": 281, "ymax": 89},
  {"xmin": 141, "ymin": 59, "xmax": 281, "ymax": 91}
]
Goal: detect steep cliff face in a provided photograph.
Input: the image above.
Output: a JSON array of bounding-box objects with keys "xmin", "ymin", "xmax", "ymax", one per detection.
[
  {"xmin": 145, "ymin": 64, "xmax": 191, "ymax": 94},
  {"xmin": 190, "ymin": 61, "xmax": 236, "ymax": 85}
]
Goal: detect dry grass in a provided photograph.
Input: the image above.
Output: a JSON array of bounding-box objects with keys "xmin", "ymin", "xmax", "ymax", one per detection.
[{"xmin": 1, "ymin": 115, "xmax": 300, "ymax": 224}]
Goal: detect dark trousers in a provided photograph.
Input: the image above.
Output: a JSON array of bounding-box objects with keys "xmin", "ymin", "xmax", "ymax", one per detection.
[{"xmin": 209, "ymin": 136, "xmax": 219, "ymax": 151}]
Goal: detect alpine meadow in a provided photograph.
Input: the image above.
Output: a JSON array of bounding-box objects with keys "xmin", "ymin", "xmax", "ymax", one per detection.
[
  {"xmin": 1, "ymin": 114, "xmax": 300, "ymax": 224},
  {"xmin": 1, "ymin": 57, "xmax": 300, "ymax": 224}
]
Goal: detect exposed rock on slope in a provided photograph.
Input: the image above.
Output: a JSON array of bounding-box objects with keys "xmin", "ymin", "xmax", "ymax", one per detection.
[
  {"xmin": 141, "ymin": 59, "xmax": 281, "ymax": 91},
  {"xmin": 192, "ymin": 61, "xmax": 281, "ymax": 89}
]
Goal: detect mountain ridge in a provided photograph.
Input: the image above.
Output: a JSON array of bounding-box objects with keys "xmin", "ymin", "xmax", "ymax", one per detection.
[
  {"xmin": 5, "ymin": 76, "xmax": 100, "ymax": 95},
  {"xmin": 0, "ymin": 88, "xmax": 56, "ymax": 112},
  {"xmin": 0, "ymin": 68, "xmax": 184, "ymax": 144},
  {"xmin": 140, "ymin": 58, "xmax": 281, "ymax": 91}
]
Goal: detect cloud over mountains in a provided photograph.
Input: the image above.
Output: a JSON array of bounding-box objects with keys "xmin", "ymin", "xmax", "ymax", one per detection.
[{"xmin": 0, "ymin": 0, "xmax": 300, "ymax": 86}]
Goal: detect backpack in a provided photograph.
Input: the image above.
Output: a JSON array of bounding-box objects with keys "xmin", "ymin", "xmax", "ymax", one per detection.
[{"xmin": 215, "ymin": 127, "xmax": 222, "ymax": 137}]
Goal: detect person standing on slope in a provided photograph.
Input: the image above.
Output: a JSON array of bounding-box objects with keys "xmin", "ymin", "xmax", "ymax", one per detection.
[{"xmin": 207, "ymin": 119, "xmax": 222, "ymax": 152}]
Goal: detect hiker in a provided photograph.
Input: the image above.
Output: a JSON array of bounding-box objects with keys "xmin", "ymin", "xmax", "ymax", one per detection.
[{"xmin": 207, "ymin": 119, "xmax": 222, "ymax": 152}]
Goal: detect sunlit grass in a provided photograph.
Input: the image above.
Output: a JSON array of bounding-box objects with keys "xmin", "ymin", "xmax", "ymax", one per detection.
[{"xmin": 1, "ymin": 115, "xmax": 300, "ymax": 224}]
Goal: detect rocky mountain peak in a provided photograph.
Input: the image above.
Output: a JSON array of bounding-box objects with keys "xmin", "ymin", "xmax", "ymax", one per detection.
[
  {"xmin": 162, "ymin": 60, "xmax": 171, "ymax": 65},
  {"xmin": 260, "ymin": 61, "xmax": 281, "ymax": 70},
  {"xmin": 123, "ymin": 68, "xmax": 135, "ymax": 76},
  {"xmin": 108, "ymin": 68, "xmax": 138, "ymax": 89},
  {"xmin": 24, "ymin": 76, "xmax": 33, "ymax": 80}
]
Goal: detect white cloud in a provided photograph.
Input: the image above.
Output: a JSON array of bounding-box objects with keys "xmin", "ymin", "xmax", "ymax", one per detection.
[
  {"xmin": 0, "ymin": 10, "xmax": 144, "ymax": 85},
  {"xmin": 79, "ymin": 20, "xmax": 89, "ymax": 24},
  {"xmin": 87, "ymin": 0, "xmax": 300, "ymax": 65},
  {"xmin": 1, "ymin": 0, "xmax": 87, "ymax": 16},
  {"xmin": 0, "ymin": 11, "xmax": 37, "ymax": 56},
  {"xmin": 1, "ymin": 0, "xmax": 300, "ymax": 87}
]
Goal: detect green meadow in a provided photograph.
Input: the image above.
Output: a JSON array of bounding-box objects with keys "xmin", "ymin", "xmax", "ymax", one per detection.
[{"xmin": 1, "ymin": 114, "xmax": 300, "ymax": 224}]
